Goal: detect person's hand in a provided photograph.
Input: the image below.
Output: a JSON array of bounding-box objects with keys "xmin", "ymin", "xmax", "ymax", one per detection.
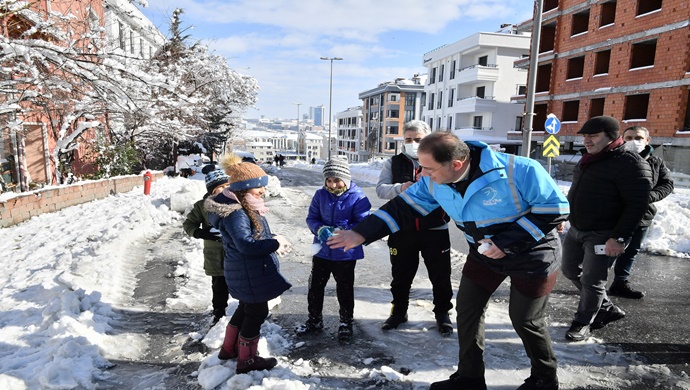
[
  {"xmin": 274, "ymin": 234, "xmax": 292, "ymax": 256},
  {"xmin": 557, "ymin": 222, "xmax": 565, "ymax": 234},
  {"xmin": 193, "ymin": 228, "xmax": 222, "ymax": 242},
  {"xmin": 327, "ymin": 230, "xmax": 365, "ymax": 252},
  {"xmin": 400, "ymin": 181, "xmax": 415, "ymax": 192},
  {"xmin": 317, "ymin": 226, "xmax": 335, "ymax": 244},
  {"xmin": 605, "ymin": 238, "xmax": 625, "ymax": 257},
  {"xmin": 477, "ymin": 239, "xmax": 506, "ymax": 259}
]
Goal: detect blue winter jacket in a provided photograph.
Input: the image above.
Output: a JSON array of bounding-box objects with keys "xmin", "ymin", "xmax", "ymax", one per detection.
[
  {"xmin": 306, "ymin": 182, "xmax": 371, "ymax": 261},
  {"xmin": 353, "ymin": 142, "xmax": 570, "ymax": 278},
  {"xmin": 205, "ymin": 191, "xmax": 291, "ymax": 303}
]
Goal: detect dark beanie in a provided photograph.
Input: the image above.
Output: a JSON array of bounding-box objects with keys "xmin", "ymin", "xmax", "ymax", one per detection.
[
  {"xmin": 578, "ymin": 116, "xmax": 620, "ymax": 140},
  {"xmin": 205, "ymin": 169, "xmax": 229, "ymax": 194},
  {"xmin": 323, "ymin": 157, "xmax": 351, "ymax": 188}
]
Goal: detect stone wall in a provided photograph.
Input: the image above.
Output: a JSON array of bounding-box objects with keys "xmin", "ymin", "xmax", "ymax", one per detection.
[{"xmin": 0, "ymin": 172, "xmax": 164, "ymax": 228}]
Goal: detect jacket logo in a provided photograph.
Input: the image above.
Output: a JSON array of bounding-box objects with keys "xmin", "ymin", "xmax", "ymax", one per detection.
[{"xmin": 482, "ymin": 187, "xmax": 502, "ymax": 206}]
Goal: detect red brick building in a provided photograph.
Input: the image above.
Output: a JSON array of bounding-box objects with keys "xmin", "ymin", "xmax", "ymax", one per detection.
[{"xmin": 512, "ymin": 0, "xmax": 690, "ymax": 173}]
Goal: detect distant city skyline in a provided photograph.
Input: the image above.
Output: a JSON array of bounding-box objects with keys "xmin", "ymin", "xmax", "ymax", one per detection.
[{"xmin": 139, "ymin": 0, "xmax": 534, "ymax": 119}]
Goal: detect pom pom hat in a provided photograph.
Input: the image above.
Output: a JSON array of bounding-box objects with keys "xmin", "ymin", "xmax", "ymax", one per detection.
[
  {"xmin": 219, "ymin": 154, "xmax": 269, "ymax": 191},
  {"xmin": 204, "ymin": 169, "xmax": 229, "ymax": 194},
  {"xmin": 323, "ymin": 157, "xmax": 351, "ymax": 188}
]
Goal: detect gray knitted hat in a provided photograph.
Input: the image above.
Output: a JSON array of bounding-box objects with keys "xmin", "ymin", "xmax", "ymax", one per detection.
[{"xmin": 323, "ymin": 157, "xmax": 351, "ymax": 188}]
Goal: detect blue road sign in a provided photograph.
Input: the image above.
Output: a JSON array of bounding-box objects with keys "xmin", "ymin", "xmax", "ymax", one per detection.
[{"xmin": 545, "ymin": 115, "xmax": 561, "ymax": 134}]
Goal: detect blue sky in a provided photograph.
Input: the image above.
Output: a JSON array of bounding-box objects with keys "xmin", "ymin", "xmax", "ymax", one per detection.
[{"xmin": 139, "ymin": 0, "xmax": 535, "ymax": 120}]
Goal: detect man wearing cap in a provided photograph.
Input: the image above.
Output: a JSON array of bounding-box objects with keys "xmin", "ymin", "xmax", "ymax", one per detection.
[{"xmin": 561, "ymin": 116, "xmax": 652, "ymax": 342}]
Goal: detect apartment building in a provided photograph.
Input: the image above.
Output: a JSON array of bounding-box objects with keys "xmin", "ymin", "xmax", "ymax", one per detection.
[
  {"xmin": 512, "ymin": 0, "xmax": 690, "ymax": 172},
  {"xmin": 359, "ymin": 75, "xmax": 427, "ymax": 157},
  {"xmin": 335, "ymin": 107, "xmax": 367, "ymax": 162},
  {"xmin": 422, "ymin": 30, "xmax": 531, "ymax": 150}
]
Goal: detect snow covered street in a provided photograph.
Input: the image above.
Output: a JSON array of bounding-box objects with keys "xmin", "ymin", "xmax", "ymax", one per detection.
[{"xmin": 1, "ymin": 162, "xmax": 689, "ymax": 389}]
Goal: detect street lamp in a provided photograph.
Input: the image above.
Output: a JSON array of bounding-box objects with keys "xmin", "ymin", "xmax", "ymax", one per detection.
[
  {"xmin": 320, "ymin": 56, "xmax": 343, "ymax": 159},
  {"xmin": 292, "ymin": 102, "xmax": 302, "ymax": 157}
]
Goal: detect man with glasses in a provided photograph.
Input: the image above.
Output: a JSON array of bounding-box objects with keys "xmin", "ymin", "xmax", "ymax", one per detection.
[
  {"xmin": 329, "ymin": 132, "xmax": 569, "ymax": 390},
  {"xmin": 375, "ymin": 120, "xmax": 453, "ymax": 336}
]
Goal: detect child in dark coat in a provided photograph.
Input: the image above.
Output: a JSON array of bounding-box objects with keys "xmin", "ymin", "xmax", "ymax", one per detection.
[
  {"xmin": 298, "ymin": 157, "xmax": 371, "ymax": 341},
  {"xmin": 183, "ymin": 169, "xmax": 230, "ymax": 324},
  {"xmin": 205, "ymin": 154, "xmax": 292, "ymax": 374}
]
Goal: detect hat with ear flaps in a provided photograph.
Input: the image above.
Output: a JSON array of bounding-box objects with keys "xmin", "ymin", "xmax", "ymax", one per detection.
[{"xmin": 219, "ymin": 153, "xmax": 269, "ymax": 191}]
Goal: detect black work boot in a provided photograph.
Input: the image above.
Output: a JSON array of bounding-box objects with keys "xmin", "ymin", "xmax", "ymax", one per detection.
[
  {"xmin": 608, "ymin": 280, "xmax": 645, "ymax": 299},
  {"xmin": 429, "ymin": 372, "xmax": 487, "ymax": 390},
  {"xmin": 295, "ymin": 316, "xmax": 324, "ymax": 335},
  {"xmin": 565, "ymin": 321, "xmax": 590, "ymax": 341},
  {"xmin": 381, "ymin": 305, "xmax": 407, "ymax": 330},
  {"xmin": 435, "ymin": 312, "xmax": 453, "ymax": 337},
  {"xmin": 517, "ymin": 375, "xmax": 559, "ymax": 390},
  {"xmin": 591, "ymin": 305, "xmax": 626, "ymax": 330},
  {"xmin": 338, "ymin": 321, "xmax": 353, "ymax": 342}
]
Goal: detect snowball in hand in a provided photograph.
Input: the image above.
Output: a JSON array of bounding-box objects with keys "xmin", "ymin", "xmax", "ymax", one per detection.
[{"xmin": 478, "ymin": 242, "xmax": 492, "ymax": 254}]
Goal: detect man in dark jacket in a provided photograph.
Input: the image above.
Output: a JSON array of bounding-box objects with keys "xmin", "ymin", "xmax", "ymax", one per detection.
[
  {"xmin": 375, "ymin": 120, "xmax": 453, "ymax": 336},
  {"xmin": 608, "ymin": 126, "xmax": 674, "ymax": 298},
  {"xmin": 329, "ymin": 132, "xmax": 569, "ymax": 390},
  {"xmin": 562, "ymin": 116, "xmax": 652, "ymax": 342}
]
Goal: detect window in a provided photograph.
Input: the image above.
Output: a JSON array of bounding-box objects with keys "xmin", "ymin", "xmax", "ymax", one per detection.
[
  {"xmin": 571, "ymin": 10, "xmax": 590, "ymax": 36},
  {"xmin": 448, "ymin": 89, "xmax": 455, "ymax": 107},
  {"xmin": 139, "ymin": 39, "xmax": 144, "ymax": 58},
  {"xmin": 476, "ymin": 86, "xmax": 486, "ymax": 99},
  {"xmin": 130, "ymin": 31, "xmax": 135, "ymax": 54},
  {"xmin": 420, "ymin": 93, "xmax": 426, "ymax": 108},
  {"xmin": 439, "ymin": 64, "xmax": 445, "ymax": 82},
  {"xmin": 589, "ymin": 98, "xmax": 605, "ymax": 117},
  {"xmin": 405, "ymin": 109, "xmax": 414, "ymax": 123},
  {"xmin": 517, "ymin": 85, "xmax": 527, "ymax": 95},
  {"xmin": 447, "ymin": 116, "xmax": 453, "ymax": 130},
  {"xmin": 600, "ymin": 1, "xmax": 617, "ymax": 27},
  {"xmin": 430, "ymin": 67, "xmax": 437, "ymax": 84},
  {"xmin": 473, "ymin": 116, "xmax": 483, "ymax": 129},
  {"xmin": 386, "ymin": 124, "xmax": 399, "ymax": 134},
  {"xmin": 536, "ymin": 63, "xmax": 552, "ymax": 93},
  {"xmin": 428, "ymin": 118, "xmax": 434, "ymax": 130},
  {"xmin": 386, "ymin": 141, "xmax": 396, "ymax": 150},
  {"xmin": 630, "ymin": 39, "xmax": 657, "ymax": 69},
  {"xmin": 437, "ymin": 91, "xmax": 443, "ymax": 109},
  {"xmin": 624, "ymin": 94, "xmax": 650, "ymax": 120},
  {"xmin": 594, "ymin": 50, "xmax": 611, "ymax": 75},
  {"xmin": 478, "ymin": 56, "xmax": 488, "ymax": 66},
  {"xmin": 387, "ymin": 109, "xmax": 399, "ymax": 118},
  {"xmin": 544, "ymin": 0, "xmax": 558, "ymax": 12},
  {"xmin": 450, "ymin": 60, "xmax": 456, "ymax": 80},
  {"xmin": 515, "ymin": 115, "xmax": 524, "ymax": 132},
  {"xmin": 637, "ymin": 0, "xmax": 661, "ymax": 16},
  {"xmin": 566, "ymin": 56, "xmax": 585, "ymax": 79},
  {"xmin": 540, "ymin": 23, "xmax": 556, "ymax": 53},
  {"xmin": 562, "ymin": 100, "xmax": 580, "ymax": 121},
  {"xmin": 118, "ymin": 22, "xmax": 125, "ymax": 50},
  {"xmin": 405, "ymin": 93, "xmax": 416, "ymax": 107},
  {"xmin": 436, "ymin": 117, "xmax": 441, "ymax": 130},
  {"xmin": 388, "ymin": 94, "xmax": 398, "ymax": 102},
  {"xmin": 428, "ymin": 93, "xmax": 435, "ymax": 110}
]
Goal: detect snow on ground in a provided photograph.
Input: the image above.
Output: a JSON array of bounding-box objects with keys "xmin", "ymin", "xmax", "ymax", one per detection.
[{"xmin": 0, "ymin": 159, "xmax": 689, "ymax": 389}]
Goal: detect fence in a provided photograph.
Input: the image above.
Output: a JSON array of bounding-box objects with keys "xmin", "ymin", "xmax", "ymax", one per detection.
[{"xmin": 0, "ymin": 172, "xmax": 164, "ymax": 228}]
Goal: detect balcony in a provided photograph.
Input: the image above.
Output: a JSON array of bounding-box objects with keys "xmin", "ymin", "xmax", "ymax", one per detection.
[
  {"xmin": 453, "ymin": 96, "xmax": 497, "ymax": 113},
  {"xmin": 455, "ymin": 64, "xmax": 499, "ymax": 84}
]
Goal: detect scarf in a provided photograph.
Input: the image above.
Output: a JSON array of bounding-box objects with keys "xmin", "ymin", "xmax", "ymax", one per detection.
[
  {"xmin": 579, "ymin": 136, "xmax": 624, "ymax": 169},
  {"xmin": 326, "ymin": 186, "xmax": 347, "ymax": 196},
  {"xmin": 221, "ymin": 188, "xmax": 269, "ymax": 215}
]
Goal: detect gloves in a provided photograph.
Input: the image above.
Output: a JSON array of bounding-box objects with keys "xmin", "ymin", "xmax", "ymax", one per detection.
[
  {"xmin": 193, "ymin": 228, "xmax": 222, "ymax": 242},
  {"xmin": 274, "ymin": 234, "xmax": 292, "ymax": 256},
  {"xmin": 317, "ymin": 226, "xmax": 336, "ymax": 244}
]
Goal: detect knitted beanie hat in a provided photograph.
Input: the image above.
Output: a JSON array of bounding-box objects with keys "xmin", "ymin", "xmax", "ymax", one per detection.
[
  {"xmin": 577, "ymin": 115, "xmax": 620, "ymax": 140},
  {"xmin": 219, "ymin": 154, "xmax": 269, "ymax": 191},
  {"xmin": 323, "ymin": 157, "xmax": 351, "ymax": 188},
  {"xmin": 204, "ymin": 169, "xmax": 229, "ymax": 194}
]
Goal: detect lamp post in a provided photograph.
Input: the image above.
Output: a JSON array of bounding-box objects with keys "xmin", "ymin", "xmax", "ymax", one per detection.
[
  {"xmin": 320, "ymin": 57, "xmax": 343, "ymax": 159},
  {"xmin": 292, "ymin": 102, "xmax": 302, "ymax": 157}
]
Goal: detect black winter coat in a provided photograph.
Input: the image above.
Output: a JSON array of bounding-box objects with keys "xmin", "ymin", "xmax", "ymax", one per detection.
[
  {"xmin": 639, "ymin": 147, "xmax": 674, "ymax": 226},
  {"xmin": 567, "ymin": 144, "xmax": 652, "ymax": 240}
]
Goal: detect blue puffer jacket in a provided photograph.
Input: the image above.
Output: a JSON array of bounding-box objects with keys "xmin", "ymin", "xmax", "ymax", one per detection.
[
  {"xmin": 306, "ymin": 182, "xmax": 371, "ymax": 261},
  {"xmin": 205, "ymin": 191, "xmax": 291, "ymax": 303}
]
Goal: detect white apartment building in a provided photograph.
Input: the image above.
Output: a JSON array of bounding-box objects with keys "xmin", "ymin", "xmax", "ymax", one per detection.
[
  {"xmin": 104, "ymin": 0, "xmax": 166, "ymax": 62},
  {"xmin": 423, "ymin": 30, "xmax": 530, "ymax": 148},
  {"xmin": 335, "ymin": 107, "xmax": 367, "ymax": 162}
]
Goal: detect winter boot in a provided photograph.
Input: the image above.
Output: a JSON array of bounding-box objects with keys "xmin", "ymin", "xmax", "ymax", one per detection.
[
  {"xmin": 338, "ymin": 321, "xmax": 353, "ymax": 342},
  {"xmin": 381, "ymin": 305, "xmax": 408, "ymax": 330},
  {"xmin": 295, "ymin": 316, "xmax": 324, "ymax": 335},
  {"xmin": 608, "ymin": 280, "xmax": 645, "ymax": 299},
  {"xmin": 217, "ymin": 324, "xmax": 239, "ymax": 360},
  {"xmin": 435, "ymin": 312, "xmax": 453, "ymax": 337},
  {"xmin": 517, "ymin": 375, "xmax": 559, "ymax": 390},
  {"xmin": 429, "ymin": 372, "xmax": 487, "ymax": 390},
  {"xmin": 236, "ymin": 335, "xmax": 278, "ymax": 374}
]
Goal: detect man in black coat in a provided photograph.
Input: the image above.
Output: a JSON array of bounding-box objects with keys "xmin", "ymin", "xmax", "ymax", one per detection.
[
  {"xmin": 562, "ymin": 116, "xmax": 652, "ymax": 342},
  {"xmin": 608, "ymin": 126, "xmax": 674, "ymax": 298}
]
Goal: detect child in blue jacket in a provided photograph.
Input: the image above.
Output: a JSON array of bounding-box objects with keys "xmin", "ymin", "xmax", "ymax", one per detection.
[{"xmin": 298, "ymin": 157, "xmax": 371, "ymax": 341}]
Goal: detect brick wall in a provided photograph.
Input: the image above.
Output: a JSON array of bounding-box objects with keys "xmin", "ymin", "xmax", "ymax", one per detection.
[{"xmin": 0, "ymin": 172, "xmax": 164, "ymax": 228}]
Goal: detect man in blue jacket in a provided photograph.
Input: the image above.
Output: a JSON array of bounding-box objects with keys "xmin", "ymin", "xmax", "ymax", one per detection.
[{"xmin": 328, "ymin": 132, "xmax": 569, "ymax": 390}]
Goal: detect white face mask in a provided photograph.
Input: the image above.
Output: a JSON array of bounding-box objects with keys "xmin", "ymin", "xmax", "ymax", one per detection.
[
  {"xmin": 624, "ymin": 140, "xmax": 646, "ymax": 153},
  {"xmin": 403, "ymin": 143, "xmax": 419, "ymax": 159}
]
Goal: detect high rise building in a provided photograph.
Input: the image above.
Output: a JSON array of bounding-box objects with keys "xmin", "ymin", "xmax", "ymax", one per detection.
[{"xmin": 310, "ymin": 105, "xmax": 326, "ymax": 127}]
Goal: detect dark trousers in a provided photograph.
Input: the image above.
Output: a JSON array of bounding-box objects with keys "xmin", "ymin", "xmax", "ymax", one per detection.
[
  {"xmin": 613, "ymin": 226, "xmax": 649, "ymax": 282},
  {"xmin": 387, "ymin": 229, "xmax": 453, "ymax": 315},
  {"xmin": 228, "ymin": 301, "xmax": 269, "ymax": 339},
  {"xmin": 456, "ymin": 258, "xmax": 558, "ymax": 381},
  {"xmin": 211, "ymin": 275, "xmax": 229, "ymax": 317},
  {"xmin": 307, "ymin": 256, "xmax": 357, "ymax": 323}
]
